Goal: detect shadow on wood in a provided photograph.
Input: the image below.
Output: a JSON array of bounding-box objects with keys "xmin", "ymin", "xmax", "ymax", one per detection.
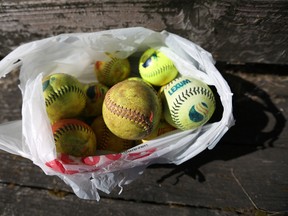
[{"xmin": 154, "ymin": 69, "xmax": 286, "ymax": 184}]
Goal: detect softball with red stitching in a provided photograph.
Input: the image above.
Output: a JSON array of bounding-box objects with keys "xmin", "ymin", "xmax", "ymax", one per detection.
[
  {"xmin": 42, "ymin": 73, "xmax": 86, "ymax": 123},
  {"xmin": 91, "ymin": 116, "xmax": 135, "ymax": 153},
  {"xmin": 139, "ymin": 48, "xmax": 178, "ymax": 86},
  {"xmin": 94, "ymin": 54, "xmax": 131, "ymax": 87},
  {"xmin": 102, "ymin": 78, "xmax": 162, "ymax": 140},
  {"xmin": 52, "ymin": 119, "xmax": 97, "ymax": 157},
  {"xmin": 161, "ymin": 76, "xmax": 216, "ymax": 130}
]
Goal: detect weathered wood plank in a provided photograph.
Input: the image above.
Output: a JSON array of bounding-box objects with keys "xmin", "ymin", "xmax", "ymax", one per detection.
[
  {"xmin": 1, "ymin": 68, "xmax": 288, "ymax": 212},
  {"xmin": 0, "ymin": 70, "xmax": 22, "ymax": 123},
  {"xmin": 0, "ymin": 0, "xmax": 288, "ymax": 64},
  {"xmin": 118, "ymin": 146, "xmax": 288, "ymax": 212},
  {"xmin": 0, "ymin": 63, "xmax": 287, "ymax": 214},
  {"xmin": 0, "ymin": 183, "xmax": 242, "ymax": 216},
  {"xmin": 1, "ymin": 144, "xmax": 287, "ymax": 213},
  {"xmin": 219, "ymin": 68, "xmax": 288, "ymax": 149}
]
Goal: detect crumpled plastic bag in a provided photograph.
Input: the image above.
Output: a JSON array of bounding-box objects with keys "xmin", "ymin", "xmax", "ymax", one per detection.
[{"xmin": 0, "ymin": 27, "xmax": 234, "ymax": 200}]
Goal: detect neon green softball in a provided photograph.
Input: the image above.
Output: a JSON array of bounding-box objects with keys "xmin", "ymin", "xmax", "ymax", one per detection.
[{"xmin": 139, "ymin": 48, "xmax": 178, "ymax": 86}]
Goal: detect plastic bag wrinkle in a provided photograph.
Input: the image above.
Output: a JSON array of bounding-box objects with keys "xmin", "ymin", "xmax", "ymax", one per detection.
[{"xmin": 0, "ymin": 27, "xmax": 234, "ymax": 200}]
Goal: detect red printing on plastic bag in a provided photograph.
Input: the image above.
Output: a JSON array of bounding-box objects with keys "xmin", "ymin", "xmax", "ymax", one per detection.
[{"xmin": 45, "ymin": 148, "xmax": 157, "ymax": 174}]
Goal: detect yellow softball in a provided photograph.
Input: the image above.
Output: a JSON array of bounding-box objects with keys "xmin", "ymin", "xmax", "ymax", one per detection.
[
  {"xmin": 81, "ymin": 82, "xmax": 109, "ymax": 117},
  {"xmin": 139, "ymin": 48, "xmax": 178, "ymax": 86},
  {"xmin": 42, "ymin": 73, "xmax": 86, "ymax": 123},
  {"xmin": 91, "ymin": 116, "xmax": 135, "ymax": 153},
  {"xmin": 161, "ymin": 76, "xmax": 216, "ymax": 130},
  {"xmin": 94, "ymin": 54, "xmax": 131, "ymax": 87},
  {"xmin": 52, "ymin": 119, "xmax": 97, "ymax": 157},
  {"xmin": 102, "ymin": 78, "xmax": 162, "ymax": 140}
]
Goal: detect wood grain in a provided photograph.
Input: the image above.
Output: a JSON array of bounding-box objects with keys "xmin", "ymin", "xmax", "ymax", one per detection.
[
  {"xmin": 0, "ymin": 68, "xmax": 287, "ymax": 214},
  {"xmin": 0, "ymin": 0, "xmax": 288, "ymax": 64},
  {"xmin": 0, "ymin": 1, "xmax": 287, "ymax": 214},
  {"xmin": 0, "ymin": 183, "xmax": 240, "ymax": 216}
]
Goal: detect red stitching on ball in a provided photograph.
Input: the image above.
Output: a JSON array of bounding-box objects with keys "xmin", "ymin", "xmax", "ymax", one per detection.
[
  {"xmin": 98, "ymin": 124, "xmax": 110, "ymax": 150},
  {"xmin": 104, "ymin": 91, "xmax": 153, "ymax": 134}
]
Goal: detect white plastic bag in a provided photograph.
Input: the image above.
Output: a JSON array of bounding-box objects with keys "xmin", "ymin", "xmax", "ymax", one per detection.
[{"xmin": 0, "ymin": 27, "xmax": 234, "ymax": 200}]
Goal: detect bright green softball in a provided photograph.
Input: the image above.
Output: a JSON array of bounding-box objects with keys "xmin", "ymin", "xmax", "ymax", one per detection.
[{"xmin": 139, "ymin": 48, "xmax": 178, "ymax": 86}]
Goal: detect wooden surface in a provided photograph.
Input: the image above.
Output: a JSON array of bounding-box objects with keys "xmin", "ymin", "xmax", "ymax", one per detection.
[
  {"xmin": 0, "ymin": 0, "xmax": 288, "ymax": 65},
  {"xmin": 0, "ymin": 1, "xmax": 288, "ymax": 215},
  {"xmin": 0, "ymin": 65, "xmax": 288, "ymax": 215}
]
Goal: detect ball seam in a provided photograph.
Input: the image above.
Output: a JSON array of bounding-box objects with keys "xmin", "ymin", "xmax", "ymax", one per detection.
[
  {"xmin": 98, "ymin": 125, "xmax": 110, "ymax": 150},
  {"xmin": 102, "ymin": 57, "xmax": 118, "ymax": 81},
  {"xmin": 170, "ymin": 87, "xmax": 215, "ymax": 129},
  {"xmin": 45, "ymin": 85, "xmax": 86, "ymax": 107},
  {"xmin": 54, "ymin": 123, "xmax": 93, "ymax": 143},
  {"xmin": 104, "ymin": 92, "xmax": 153, "ymax": 134},
  {"xmin": 142, "ymin": 62, "xmax": 175, "ymax": 78}
]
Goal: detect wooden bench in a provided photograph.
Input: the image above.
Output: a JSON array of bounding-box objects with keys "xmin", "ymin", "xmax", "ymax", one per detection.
[{"xmin": 0, "ymin": 1, "xmax": 287, "ymax": 215}]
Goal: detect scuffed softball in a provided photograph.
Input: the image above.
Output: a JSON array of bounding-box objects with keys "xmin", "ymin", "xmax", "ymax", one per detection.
[
  {"xmin": 42, "ymin": 73, "xmax": 86, "ymax": 123},
  {"xmin": 91, "ymin": 116, "xmax": 135, "ymax": 153},
  {"xmin": 81, "ymin": 82, "xmax": 109, "ymax": 117},
  {"xmin": 94, "ymin": 54, "xmax": 131, "ymax": 87},
  {"xmin": 102, "ymin": 78, "xmax": 162, "ymax": 140},
  {"xmin": 52, "ymin": 119, "xmax": 97, "ymax": 157}
]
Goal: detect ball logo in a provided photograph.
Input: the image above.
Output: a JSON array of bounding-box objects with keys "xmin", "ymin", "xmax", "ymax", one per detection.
[
  {"xmin": 42, "ymin": 79, "xmax": 50, "ymax": 91},
  {"xmin": 86, "ymin": 85, "xmax": 106, "ymax": 101},
  {"xmin": 43, "ymin": 76, "xmax": 57, "ymax": 91},
  {"xmin": 142, "ymin": 52, "xmax": 157, "ymax": 68},
  {"xmin": 189, "ymin": 102, "xmax": 209, "ymax": 122},
  {"xmin": 168, "ymin": 79, "xmax": 191, "ymax": 96}
]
